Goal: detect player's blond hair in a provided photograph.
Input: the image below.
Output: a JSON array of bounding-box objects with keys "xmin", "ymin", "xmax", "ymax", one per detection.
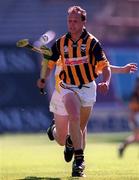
[{"xmin": 68, "ymin": 6, "xmax": 87, "ymax": 21}]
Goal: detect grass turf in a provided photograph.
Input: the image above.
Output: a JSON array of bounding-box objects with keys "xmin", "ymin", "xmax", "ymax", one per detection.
[{"xmin": 0, "ymin": 132, "xmax": 139, "ymax": 180}]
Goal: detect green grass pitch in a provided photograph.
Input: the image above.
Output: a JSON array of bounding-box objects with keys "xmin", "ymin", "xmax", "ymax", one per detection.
[{"xmin": 0, "ymin": 132, "xmax": 139, "ymax": 180}]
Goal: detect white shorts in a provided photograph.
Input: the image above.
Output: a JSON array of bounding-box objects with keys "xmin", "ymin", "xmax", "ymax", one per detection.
[{"xmin": 49, "ymin": 81, "xmax": 96, "ymax": 116}]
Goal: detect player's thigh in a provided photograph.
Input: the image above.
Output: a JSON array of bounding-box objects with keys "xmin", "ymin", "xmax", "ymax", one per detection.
[
  {"xmin": 54, "ymin": 113, "xmax": 69, "ymax": 137},
  {"xmin": 63, "ymin": 92, "xmax": 81, "ymax": 117}
]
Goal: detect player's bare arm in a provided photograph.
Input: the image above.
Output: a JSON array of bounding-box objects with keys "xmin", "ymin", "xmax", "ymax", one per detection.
[{"xmin": 110, "ymin": 63, "xmax": 138, "ymax": 74}]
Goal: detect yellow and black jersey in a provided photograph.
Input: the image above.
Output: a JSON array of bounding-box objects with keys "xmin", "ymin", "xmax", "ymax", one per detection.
[{"xmin": 48, "ymin": 28, "xmax": 109, "ymax": 86}]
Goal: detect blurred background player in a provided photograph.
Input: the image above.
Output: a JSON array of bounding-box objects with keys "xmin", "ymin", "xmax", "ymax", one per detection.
[{"xmin": 118, "ymin": 75, "xmax": 139, "ymax": 157}]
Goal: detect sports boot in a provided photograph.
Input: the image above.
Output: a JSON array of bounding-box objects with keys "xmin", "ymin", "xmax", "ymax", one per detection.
[
  {"xmin": 72, "ymin": 156, "xmax": 86, "ymax": 177},
  {"xmin": 47, "ymin": 119, "xmax": 55, "ymax": 141},
  {"xmin": 64, "ymin": 135, "xmax": 74, "ymax": 162}
]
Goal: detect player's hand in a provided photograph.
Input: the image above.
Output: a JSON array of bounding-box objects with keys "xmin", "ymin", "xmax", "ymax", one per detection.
[
  {"xmin": 37, "ymin": 79, "xmax": 46, "ymax": 95},
  {"xmin": 123, "ymin": 63, "xmax": 138, "ymax": 73},
  {"xmin": 40, "ymin": 46, "xmax": 52, "ymax": 59},
  {"xmin": 97, "ymin": 82, "xmax": 109, "ymax": 94}
]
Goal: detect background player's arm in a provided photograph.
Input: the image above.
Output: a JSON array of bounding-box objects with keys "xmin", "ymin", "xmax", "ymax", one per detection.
[{"xmin": 110, "ymin": 63, "xmax": 138, "ymax": 74}]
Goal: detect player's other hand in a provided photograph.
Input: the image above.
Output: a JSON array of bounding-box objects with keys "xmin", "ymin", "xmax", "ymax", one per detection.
[
  {"xmin": 123, "ymin": 63, "xmax": 138, "ymax": 73},
  {"xmin": 37, "ymin": 78, "xmax": 45, "ymax": 88},
  {"xmin": 97, "ymin": 82, "xmax": 109, "ymax": 94},
  {"xmin": 37, "ymin": 79, "xmax": 46, "ymax": 95}
]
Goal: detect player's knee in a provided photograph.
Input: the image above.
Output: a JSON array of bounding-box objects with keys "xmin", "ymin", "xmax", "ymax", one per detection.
[{"xmin": 69, "ymin": 113, "xmax": 80, "ymax": 122}]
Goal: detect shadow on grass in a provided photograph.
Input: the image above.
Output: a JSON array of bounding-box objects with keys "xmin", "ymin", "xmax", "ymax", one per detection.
[
  {"xmin": 17, "ymin": 176, "xmax": 80, "ymax": 180},
  {"xmin": 17, "ymin": 176, "xmax": 61, "ymax": 180}
]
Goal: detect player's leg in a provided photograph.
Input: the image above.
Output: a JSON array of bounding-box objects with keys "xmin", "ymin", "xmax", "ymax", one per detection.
[
  {"xmin": 134, "ymin": 113, "xmax": 139, "ymax": 141},
  {"xmin": 47, "ymin": 89, "xmax": 69, "ymax": 145},
  {"xmin": 118, "ymin": 113, "xmax": 139, "ymax": 157},
  {"xmin": 118, "ymin": 133, "xmax": 135, "ymax": 157},
  {"xmin": 80, "ymin": 106, "xmax": 92, "ymax": 149},
  {"xmin": 64, "ymin": 106, "xmax": 92, "ymax": 163},
  {"xmin": 71, "ymin": 106, "xmax": 92, "ymax": 177},
  {"xmin": 64, "ymin": 85, "xmax": 95, "ymax": 150},
  {"xmin": 47, "ymin": 114, "xmax": 68, "ymax": 145},
  {"xmin": 65, "ymin": 82, "xmax": 96, "ymax": 177},
  {"xmin": 79, "ymin": 81, "xmax": 96, "ymax": 150},
  {"xmin": 63, "ymin": 92, "xmax": 85, "ymax": 177},
  {"xmin": 71, "ymin": 82, "xmax": 95, "ymax": 177},
  {"xmin": 135, "ymin": 128, "xmax": 139, "ymax": 141},
  {"xmin": 53, "ymin": 114, "xmax": 69, "ymax": 145},
  {"xmin": 63, "ymin": 92, "xmax": 82, "ymax": 151}
]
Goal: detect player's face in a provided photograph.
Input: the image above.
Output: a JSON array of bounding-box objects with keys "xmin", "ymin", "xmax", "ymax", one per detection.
[{"xmin": 67, "ymin": 12, "xmax": 85, "ymax": 35}]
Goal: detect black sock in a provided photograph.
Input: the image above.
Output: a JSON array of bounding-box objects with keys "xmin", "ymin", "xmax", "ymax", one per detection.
[
  {"xmin": 74, "ymin": 149, "xmax": 83, "ymax": 155},
  {"xmin": 74, "ymin": 149, "xmax": 84, "ymax": 165}
]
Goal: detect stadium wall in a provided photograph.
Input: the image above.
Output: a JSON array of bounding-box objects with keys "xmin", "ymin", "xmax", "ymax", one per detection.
[{"xmin": 0, "ymin": 45, "xmax": 138, "ymax": 133}]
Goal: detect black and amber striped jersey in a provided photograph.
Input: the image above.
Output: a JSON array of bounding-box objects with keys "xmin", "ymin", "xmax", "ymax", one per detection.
[{"xmin": 48, "ymin": 28, "xmax": 109, "ymax": 86}]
